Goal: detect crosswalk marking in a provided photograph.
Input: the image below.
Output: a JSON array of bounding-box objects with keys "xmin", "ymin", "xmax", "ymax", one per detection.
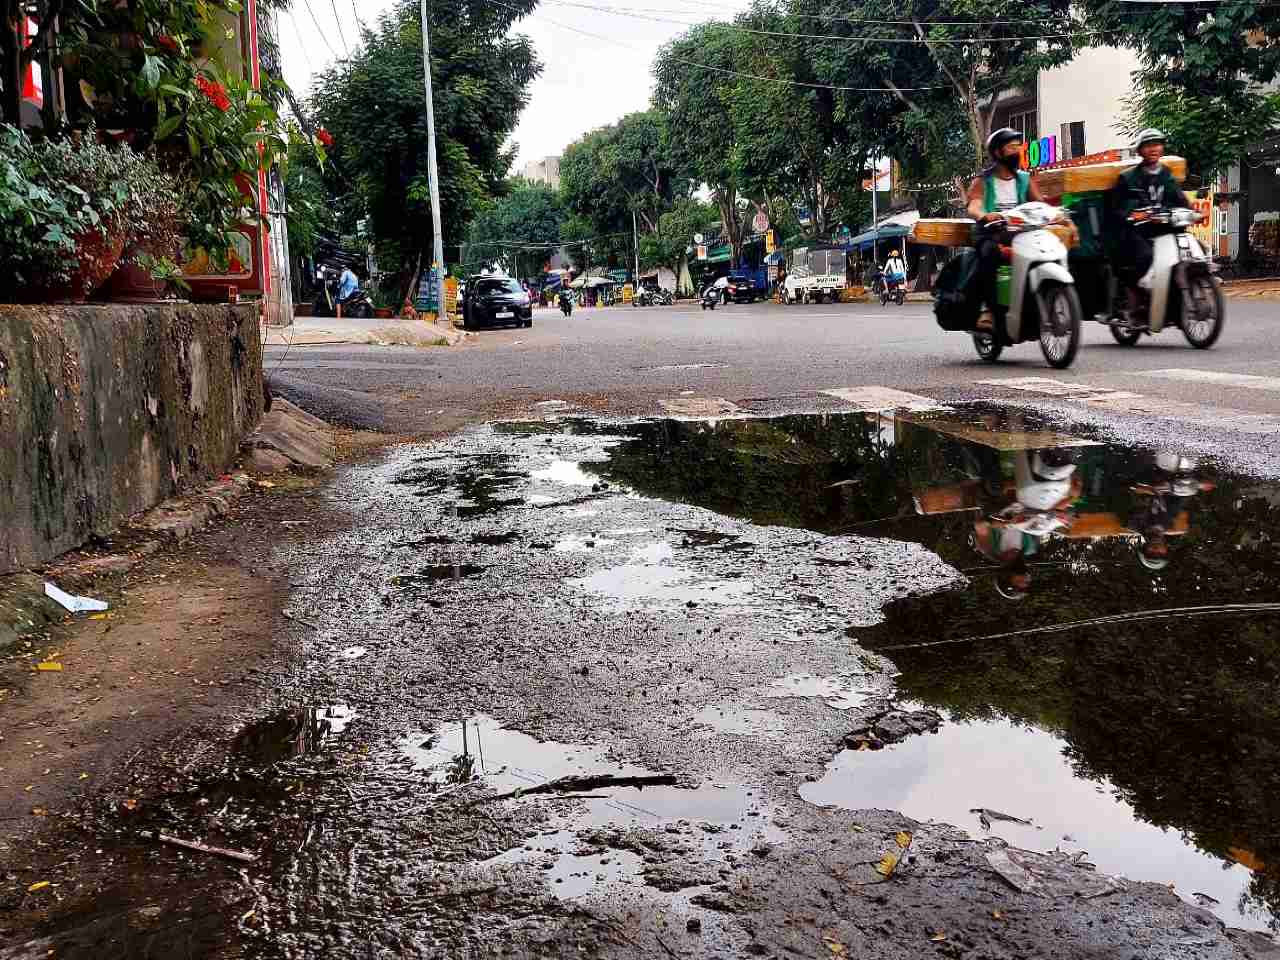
[
  {"xmin": 1079, "ymin": 393, "xmax": 1280, "ymax": 433},
  {"xmin": 976, "ymin": 376, "xmax": 1102, "ymax": 397},
  {"xmin": 1140, "ymin": 369, "xmax": 1280, "ymax": 392},
  {"xmin": 822, "ymin": 386, "xmax": 941, "ymax": 411}
]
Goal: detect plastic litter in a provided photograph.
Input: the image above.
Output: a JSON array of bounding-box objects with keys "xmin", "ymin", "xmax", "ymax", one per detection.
[{"xmin": 44, "ymin": 581, "xmax": 108, "ymax": 613}]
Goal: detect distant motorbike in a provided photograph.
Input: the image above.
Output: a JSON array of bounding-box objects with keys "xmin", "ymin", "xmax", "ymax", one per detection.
[
  {"xmin": 654, "ymin": 288, "xmax": 674, "ymax": 306},
  {"xmin": 881, "ymin": 275, "xmax": 906, "ymax": 306},
  {"xmin": 558, "ymin": 290, "xmax": 573, "ymax": 317},
  {"xmin": 700, "ymin": 285, "xmax": 719, "ymax": 311},
  {"xmin": 1090, "ymin": 205, "xmax": 1225, "ymax": 350},
  {"xmin": 633, "ymin": 288, "xmax": 654, "ymax": 307},
  {"xmin": 970, "ymin": 201, "xmax": 1083, "ymax": 369}
]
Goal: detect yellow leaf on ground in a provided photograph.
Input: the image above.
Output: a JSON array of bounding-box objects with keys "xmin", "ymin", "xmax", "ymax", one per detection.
[
  {"xmin": 896, "ymin": 831, "xmax": 913, "ymax": 848},
  {"xmin": 822, "ymin": 939, "xmax": 848, "ymax": 956},
  {"xmin": 28, "ymin": 881, "xmax": 50, "ymax": 892},
  {"xmin": 930, "ymin": 932, "xmax": 947, "ymax": 942},
  {"xmin": 875, "ymin": 851, "xmax": 901, "ymax": 877},
  {"xmin": 36, "ymin": 662, "xmax": 64, "ymax": 672},
  {"xmin": 992, "ymin": 910, "xmax": 1005, "ymax": 920}
]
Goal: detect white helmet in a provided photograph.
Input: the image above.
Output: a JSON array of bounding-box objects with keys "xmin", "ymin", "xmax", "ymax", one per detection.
[
  {"xmin": 1135, "ymin": 128, "xmax": 1167, "ymax": 150},
  {"xmin": 1016, "ymin": 450, "xmax": 1076, "ymax": 512}
]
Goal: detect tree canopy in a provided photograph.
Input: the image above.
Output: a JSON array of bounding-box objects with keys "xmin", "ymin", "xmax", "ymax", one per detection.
[
  {"xmin": 463, "ymin": 179, "xmax": 566, "ymax": 279},
  {"xmin": 310, "ymin": 0, "xmax": 540, "ymax": 289}
]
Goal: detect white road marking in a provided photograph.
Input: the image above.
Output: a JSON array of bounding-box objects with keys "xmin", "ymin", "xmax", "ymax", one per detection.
[
  {"xmin": 822, "ymin": 386, "xmax": 942, "ymax": 411},
  {"xmin": 976, "ymin": 376, "xmax": 1101, "ymax": 397},
  {"xmin": 659, "ymin": 397, "xmax": 741, "ymax": 417},
  {"xmin": 1140, "ymin": 369, "xmax": 1280, "ymax": 392},
  {"xmin": 1078, "ymin": 394, "xmax": 1280, "ymax": 433}
]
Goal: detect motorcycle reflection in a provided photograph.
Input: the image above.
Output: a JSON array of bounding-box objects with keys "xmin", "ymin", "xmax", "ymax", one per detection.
[{"xmin": 898, "ymin": 411, "xmax": 1213, "ymax": 597}]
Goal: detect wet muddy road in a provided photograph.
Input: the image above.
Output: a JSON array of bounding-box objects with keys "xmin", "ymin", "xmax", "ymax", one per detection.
[{"xmin": 8, "ymin": 403, "xmax": 1280, "ymax": 959}]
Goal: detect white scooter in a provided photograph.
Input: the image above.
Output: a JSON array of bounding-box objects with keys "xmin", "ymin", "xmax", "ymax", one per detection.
[
  {"xmin": 972, "ymin": 201, "xmax": 1083, "ymax": 369},
  {"xmin": 1096, "ymin": 206, "xmax": 1225, "ymax": 349}
]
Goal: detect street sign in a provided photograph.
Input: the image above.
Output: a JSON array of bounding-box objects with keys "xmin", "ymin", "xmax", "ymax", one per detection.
[
  {"xmin": 765, "ymin": 230, "xmax": 776, "ymax": 254},
  {"xmin": 415, "ymin": 266, "xmax": 441, "ymax": 313},
  {"xmin": 752, "ymin": 211, "xmax": 769, "ymax": 234}
]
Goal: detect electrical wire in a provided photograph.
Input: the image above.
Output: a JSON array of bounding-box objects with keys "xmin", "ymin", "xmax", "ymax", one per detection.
[
  {"xmin": 535, "ymin": 0, "xmax": 1112, "ymax": 43},
  {"xmin": 329, "ymin": 0, "xmax": 351, "ymax": 54},
  {"xmin": 485, "ymin": 0, "xmax": 950, "ymax": 91},
  {"xmin": 298, "ymin": 0, "xmax": 341, "ymax": 58}
]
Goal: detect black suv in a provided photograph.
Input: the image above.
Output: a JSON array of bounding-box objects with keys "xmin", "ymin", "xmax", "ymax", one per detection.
[
  {"xmin": 725, "ymin": 273, "xmax": 762, "ymax": 303},
  {"xmin": 462, "ymin": 275, "xmax": 533, "ymax": 329}
]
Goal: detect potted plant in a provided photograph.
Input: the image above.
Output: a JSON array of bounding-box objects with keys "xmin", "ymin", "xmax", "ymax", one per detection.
[
  {"xmin": 106, "ymin": 159, "xmax": 189, "ymax": 300},
  {"xmin": 0, "ymin": 125, "xmax": 154, "ymax": 302}
]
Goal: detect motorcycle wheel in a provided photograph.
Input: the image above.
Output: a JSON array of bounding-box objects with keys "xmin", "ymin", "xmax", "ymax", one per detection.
[
  {"xmin": 973, "ymin": 330, "xmax": 1004, "ymax": 363},
  {"xmin": 1110, "ymin": 325, "xmax": 1141, "ymax": 346},
  {"xmin": 1181, "ymin": 275, "xmax": 1225, "ymax": 349},
  {"xmin": 353, "ymin": 301, "xmax": 373, "ymax": 320},
  {"xmin": 1038, "ymin": 281, "xmax": 1083, "ymax": 369}
]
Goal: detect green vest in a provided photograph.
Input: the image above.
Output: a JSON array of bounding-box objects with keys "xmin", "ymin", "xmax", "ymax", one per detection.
[{"xmin": 983, "ymin": 170, "xmax": 1031, "ymax": 213}]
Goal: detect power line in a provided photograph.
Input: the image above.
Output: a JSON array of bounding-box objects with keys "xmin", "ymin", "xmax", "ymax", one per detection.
[
  {"xmin": 537, "ymin": 0, "xmax": 1111, "ymax": 43},
  {"xmin": 485, "ymin": 0, "xmax": 950, "ymax": 91},
  {"xmin": 299, "ymin": 0, "xmax": 341, "ymax": 58},
  {"xmin": 330, "ymin": 0, "xmax": 350, "ymax": 54}
]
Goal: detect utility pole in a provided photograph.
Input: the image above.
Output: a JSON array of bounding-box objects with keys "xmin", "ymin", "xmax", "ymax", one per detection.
[
  {"xmin": 632, "ymin": 209, "xmax": 640, "ymax": 287},
  {"xmin": 419, "ymin": 0, "xmax": 445, "ymax": 309},
  {"xmin": 870, "ymin": 152, "xmax": 879, "ymax": 266}
]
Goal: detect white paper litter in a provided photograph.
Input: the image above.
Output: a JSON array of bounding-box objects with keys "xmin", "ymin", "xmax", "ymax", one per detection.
[{"xmin": 44, "ymin": 581, "xmax": 109, "ymax": 613}]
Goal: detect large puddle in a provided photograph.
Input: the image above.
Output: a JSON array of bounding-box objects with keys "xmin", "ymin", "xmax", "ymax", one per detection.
[{"xmin": 509, "ymin": 406, "xmax": 1280, "ymax": 932}]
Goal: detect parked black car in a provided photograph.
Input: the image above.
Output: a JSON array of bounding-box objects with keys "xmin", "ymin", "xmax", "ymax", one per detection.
[
  {"xmin": 725, "ymin": 273, "xmax": 763, "ymax": 304},
  {"xmin": 462, "ymin": 275, "xmax": 533, "ymax": 329}
]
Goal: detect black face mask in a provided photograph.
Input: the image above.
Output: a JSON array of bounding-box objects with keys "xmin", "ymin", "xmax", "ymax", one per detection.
[{"xmin": 997, "ymin": 152, "xmax": 1022, "ymax": 173}]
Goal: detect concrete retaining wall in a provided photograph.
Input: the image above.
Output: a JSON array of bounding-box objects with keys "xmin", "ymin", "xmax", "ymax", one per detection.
[{"xmin": 0, "ymin": 303, "xmax": 263, "ymax": 573}]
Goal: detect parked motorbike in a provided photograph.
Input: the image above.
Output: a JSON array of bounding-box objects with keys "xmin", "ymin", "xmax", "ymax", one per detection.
[
  {"xmin": 700, "ymin": 286, "xmax": 719, "ymax": 311},
  {"xmin": 971, "ymin": 201, "xmax": 1083, "ymax": 369},
  {"xmin": 1091, "ymin": 206, "xmax": 1225, "ymax": 350},
  {"xmin": 881, "ymin": 275, "xmax": 906, "ymax": 306},
  {"xmin": 654, "ymin": 288, "xmax": 674, "ymax": 306},
  {"xmin": 559, "ymin": 290, "xmax": 573, "ymax": 317},
  {"xmin": 633, "ymin": 288, "xmax": 654, "ymax": 307}
]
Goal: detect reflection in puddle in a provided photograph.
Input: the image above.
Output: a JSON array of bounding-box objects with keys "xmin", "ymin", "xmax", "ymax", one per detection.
[
  {"xmin": 801, "ymin": 716, "xmax": 1267, "ymax": 931},
  {"xmin": 391, "ymin": 564, "xmax": 486, "ymax": 585},
  {"xmin": 691, "ymin": 705, "xmax": 787, "ymax": 736},
  {"xmin": 233, "ymin": 704, "xmax": 355, "ymax": 766},
  {"xmin": 532, "ymin": 407, "xmax": 1280, "ymax": 932},
  {"xmin": 553, "ymin": 534, "xmax": 616, "ymax": 552},
  {"xmin": 533, "ymin": 460, "xmax": 599, "ymax": 487},
  {"xmin": 485, "ymin": 831, "xmax": 644, "ymax": 900},
  {"xmin": 337, "ymin": 646, "xmax": 367, "ymax": 661},
  {"xmin": 764, "ymin": 673, "xmax": 873, "ymax": 710},
  {"xmin": 569, "ymin": 564, "xmax": 752, "ymax": 611}
]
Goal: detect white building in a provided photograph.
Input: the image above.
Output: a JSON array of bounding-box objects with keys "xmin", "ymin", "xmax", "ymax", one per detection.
[
  {"xmin": 522, "ymin": 155, "xmax": 562, "ymax": 189},
  {"xmin": 992, "ymin": 46, "xmax": 1140, "ymax": 164}
]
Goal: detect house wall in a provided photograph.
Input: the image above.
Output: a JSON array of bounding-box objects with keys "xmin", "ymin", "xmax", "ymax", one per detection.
[{"xmin": 1037, "ymin": 46, "xmax": 1139, "ymax": 158}]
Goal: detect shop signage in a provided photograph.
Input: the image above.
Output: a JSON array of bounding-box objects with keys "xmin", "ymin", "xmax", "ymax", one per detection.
[
  {"xmin": 752, "ymin": 211, "xmax": 770, "ymax": 233},
  {"xmin": 1185, "ymin": 191, "xmax": 1215, "ymax": 249},
  {"xmin": 696, "ymin": 244, "xmax": 707, "ymax": 260}
]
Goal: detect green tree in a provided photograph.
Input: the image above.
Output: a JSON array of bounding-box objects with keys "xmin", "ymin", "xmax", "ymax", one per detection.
[
  {"xmin": 641, "ymin": 196, "xmax": 718, "ymax": 293},
  {"xmin": 464, "ymin": 179, "xmax": 566, "ymax": 279},
  {"xmin": 1119, "ymin": 76, "xmax": 1280, "ymax": 182},
  {"xmin": 653, "ymin": 23, "xmax": 749, "ymax": 262},
  {"xmin": 310, "ymin": 0, "xmax": 540, "ymax": 298},
  {"xmin": 283, "ymin": 133, "xmax": 334, "ymax": 261},
  {"xmin": 796, "ymin": 0, "xmax": 1079, "ymax": 166}
]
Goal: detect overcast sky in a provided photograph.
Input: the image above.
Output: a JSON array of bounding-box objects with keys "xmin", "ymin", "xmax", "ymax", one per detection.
[{"xmin": 275, "ymin": 0, "xmax": 747, "ymax": 173}]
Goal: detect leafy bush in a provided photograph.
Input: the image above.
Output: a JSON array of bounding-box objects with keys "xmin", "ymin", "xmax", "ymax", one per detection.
[{"xmin": 1, "ymin": 126, "xmax": 133, "ymax": 285}]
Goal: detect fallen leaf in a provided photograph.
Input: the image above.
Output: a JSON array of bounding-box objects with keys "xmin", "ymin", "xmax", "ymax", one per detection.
[
  {"xmin": 89, "ymin": 613, "xmax": 110, "ymax": 620},
  {"xmin": 875, "ymin": 851, "xmax": 901, "ymax": 877},
  {"xmin": 36, "ymin": 662, "xmax": 64, "ymax": 672},
  {"xmin": 79, "ymin": 773, "xmax": 90, "ymax": 780},
  {"xmin": 896, "ymin": 831, "xmax": 913, "ymax": 849},
  {"xmin": 930, "ymin": 932, "xmax": 947, "ymax": 942},
  {"xmin": 32, "ymin": 807, "xmax": 48, "ymax": 816},
  {"xmin": 257, "ymin": 480, "xmax": 277, "ymax": 489},
  {"xmin": 850, "ymin": 824, "xmax": 865, "ymax": 833},
  {"xmin": 822, "ymin": 939, "xmax": 848, "ymax": 957},
  {"xmin": 28, "ymin": 881, "xmax": 50, "ymax": 892},
  {"xmin": 992, "ymin": 910, "xmax": 1005, "ymax": 920},
  {"xmin": 123, "ymin": 799, "xmax": 138, "ymax": 811}
]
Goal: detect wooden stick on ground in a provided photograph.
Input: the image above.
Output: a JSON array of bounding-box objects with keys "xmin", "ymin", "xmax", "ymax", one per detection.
[{"xmin": 139, "ymin": 830, "xmax": 258, "ymax": 863}]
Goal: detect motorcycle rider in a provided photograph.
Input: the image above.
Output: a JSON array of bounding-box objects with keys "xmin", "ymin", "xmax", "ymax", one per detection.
[
  {"xmin": 1111, "ymin": 128, "xmax": 1191, "ymax": 317},
  {"xmin": 883, "ymin": 249, "xmax": 907, "ymax": 294},
  {"xmin": 966, "ymin": 127, "xmax": 1046, "ymax": 331},
  {"xmin": 335, "ymin": 264, "xmax": 359, "ymax": 317}
]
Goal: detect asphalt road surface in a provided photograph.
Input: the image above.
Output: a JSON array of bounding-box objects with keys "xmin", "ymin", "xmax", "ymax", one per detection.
[{"xmin": 266, "ymin": 297, "xmax": 1280, "ymax": 423}]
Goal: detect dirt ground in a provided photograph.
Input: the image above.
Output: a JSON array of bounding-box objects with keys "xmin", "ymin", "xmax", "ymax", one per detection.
[{"xmin": 0, "ymin": 432, "xmax": 388, "ymax": 949}]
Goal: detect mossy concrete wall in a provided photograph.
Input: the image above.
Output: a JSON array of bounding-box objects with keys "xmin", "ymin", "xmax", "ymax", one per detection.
[{"xmin": 0, "ymin": 303, "xmax": 263, "ymax": 573}]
